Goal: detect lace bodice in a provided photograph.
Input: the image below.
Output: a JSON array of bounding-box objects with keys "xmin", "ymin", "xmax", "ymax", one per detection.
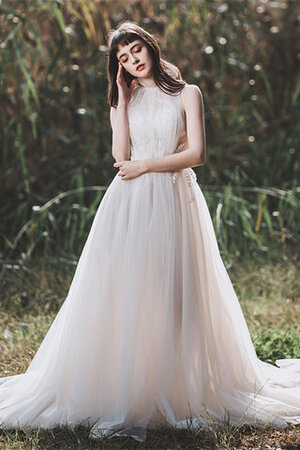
[
  {"xmin": 127, "ymin": 79, "xmax": 187, "ymax": 161},
  {"xmin": 127, "ymin": 79, "xmax": 197, "ymax": 202}
]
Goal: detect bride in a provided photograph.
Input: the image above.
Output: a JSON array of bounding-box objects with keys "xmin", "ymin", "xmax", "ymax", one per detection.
[{"xmin": 0, "ymin": 20, "xmax": 299, "ymax": 443}]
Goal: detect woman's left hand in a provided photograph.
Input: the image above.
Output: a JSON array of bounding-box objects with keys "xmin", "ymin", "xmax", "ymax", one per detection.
[{"xmin": 113, "ymin": 160, "xmax": 147, "ymax": 180}]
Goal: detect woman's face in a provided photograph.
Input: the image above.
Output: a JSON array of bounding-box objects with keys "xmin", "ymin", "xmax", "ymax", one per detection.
[{"xmin": 116, "ymin": 39, "xmax": 153, "ymax": 78}]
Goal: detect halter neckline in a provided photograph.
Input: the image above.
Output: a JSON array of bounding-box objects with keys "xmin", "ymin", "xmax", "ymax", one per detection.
[{"xmin": 137, "ymin": 78, "xmax": 159, "ymax": 89}]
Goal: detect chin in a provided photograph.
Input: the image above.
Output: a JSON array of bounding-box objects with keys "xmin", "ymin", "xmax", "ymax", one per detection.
[{"xmin": 140, "ymin": 70, "xmax": 152, "ymax": 79}]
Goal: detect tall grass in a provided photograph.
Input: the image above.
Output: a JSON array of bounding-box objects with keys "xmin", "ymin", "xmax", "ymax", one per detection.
[
  {"xmin": 1, "ymin": 183, "xmax": 299, "ymax": 269},
  {"xmin": 0, "ymin": 0, "xmax": 299, "ymax": 266}
]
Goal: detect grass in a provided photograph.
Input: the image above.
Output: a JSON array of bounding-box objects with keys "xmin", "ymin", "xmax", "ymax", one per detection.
[
  {"xmin": 0, "ymin": 254, "xmax": 299, "ymax": 448},
  {"xmin": 0, "ymin": 422, "xmax": 299, "ymax": 449},
  {"xmin": 2, "ymin": 182, "xmax": 299, "ymax": 265}
]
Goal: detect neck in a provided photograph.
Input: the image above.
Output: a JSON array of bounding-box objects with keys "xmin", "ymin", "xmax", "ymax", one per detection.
[{"xmin": 138, "ymin": 77, "xmax": 157, "ymax": 88}]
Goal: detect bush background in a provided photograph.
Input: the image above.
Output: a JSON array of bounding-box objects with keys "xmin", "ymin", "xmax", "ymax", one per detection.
[{"xmin": 0, "ymin": 0, "xmax": 299, "ymax": 265}]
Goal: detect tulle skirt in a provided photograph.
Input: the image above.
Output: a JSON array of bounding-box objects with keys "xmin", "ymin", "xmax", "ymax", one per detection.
[{"xmin": 0, "ymin": 168, "xmax": 299, "ymax": 442}]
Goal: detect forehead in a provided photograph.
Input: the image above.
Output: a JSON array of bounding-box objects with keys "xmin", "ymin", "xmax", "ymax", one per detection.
[{"xmin": 116, "ymin": 39, "xmax": 143, "ymax": 57}]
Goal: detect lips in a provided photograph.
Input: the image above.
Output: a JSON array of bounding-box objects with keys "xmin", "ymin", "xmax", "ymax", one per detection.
[{"xmin": 136, "ymin": 64, "xmax": 145, "ymax": 71}]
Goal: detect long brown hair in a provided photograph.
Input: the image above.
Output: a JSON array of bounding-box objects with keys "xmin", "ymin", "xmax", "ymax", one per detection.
[{"xmin": 106, "ymin": 21, "xmax": 186, "ymax": 107}]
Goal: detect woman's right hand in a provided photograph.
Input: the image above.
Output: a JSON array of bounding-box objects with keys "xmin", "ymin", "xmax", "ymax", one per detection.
[{"xmin": 116, "ymin": 62, "xmax": 136, "ymax": 107}]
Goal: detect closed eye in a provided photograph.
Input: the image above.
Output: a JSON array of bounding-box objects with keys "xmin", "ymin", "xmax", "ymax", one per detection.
[{"xmin": 120, "ymin": 46, "xmax": 142, "ymax": 63}]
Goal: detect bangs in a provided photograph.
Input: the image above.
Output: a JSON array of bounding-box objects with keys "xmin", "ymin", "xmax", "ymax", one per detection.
[{"xmin": 110, "ymin": 31, "xmax": 141, "ymax": 53}]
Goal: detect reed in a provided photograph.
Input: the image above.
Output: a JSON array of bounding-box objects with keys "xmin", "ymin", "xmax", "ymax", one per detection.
[
  {"xmin": 1, "ymin": 0, "xmax": 298, "ymax": 265},
  {"xmin": 1, "ymin": 183, "xmax": 299, "ymax": 270}
]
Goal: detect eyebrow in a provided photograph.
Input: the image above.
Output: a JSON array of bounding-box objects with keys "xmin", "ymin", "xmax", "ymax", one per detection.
[{"xmin": 117, "ymin": 43, "xmax": 141, "ymax": 60}]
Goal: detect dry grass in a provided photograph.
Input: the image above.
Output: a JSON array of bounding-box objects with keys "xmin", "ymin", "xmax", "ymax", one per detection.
[
  {"xmin": 0, "ymin": 421, "xmax": 299, "ymax": 449},
  {"xmin": 232, "ymin": 253, "xmax": 300, "ymax": 332}
]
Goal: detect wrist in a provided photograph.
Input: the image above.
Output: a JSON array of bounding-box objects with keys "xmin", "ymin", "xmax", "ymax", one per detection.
[{"xmin": 142, "ymin": 159, "xmax": 151, "ymax": 174}]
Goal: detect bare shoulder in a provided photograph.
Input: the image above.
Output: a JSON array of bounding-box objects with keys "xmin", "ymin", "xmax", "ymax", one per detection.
[
  {"xmin": 181, "ymin": 83, "xmax": 203, "ymax": 100},
  {"xmin": 180, "ymin": 84, "xmax": 203, "ymax": 112}
]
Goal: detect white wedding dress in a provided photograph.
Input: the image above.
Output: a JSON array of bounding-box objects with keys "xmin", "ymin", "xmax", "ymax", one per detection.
[{"xmin": 0, "ymin": 79, "xmax": 299, "ymax": 443}]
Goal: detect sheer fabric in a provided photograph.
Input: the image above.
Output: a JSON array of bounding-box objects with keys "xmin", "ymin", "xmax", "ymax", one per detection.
[{"xmin": 0, "ymin": 80, "xmax": 299, "ymax": 442}]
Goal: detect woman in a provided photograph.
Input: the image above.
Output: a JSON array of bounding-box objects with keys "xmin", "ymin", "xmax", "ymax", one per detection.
[{"xmin": 0, "ymin": 21, "xmax": 299, "ymax": 443}]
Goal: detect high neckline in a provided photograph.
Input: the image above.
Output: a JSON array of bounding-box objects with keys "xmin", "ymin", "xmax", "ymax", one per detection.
[{"xmin": 137, "ymin": 78, "xmax": 159, "ymax": 89}]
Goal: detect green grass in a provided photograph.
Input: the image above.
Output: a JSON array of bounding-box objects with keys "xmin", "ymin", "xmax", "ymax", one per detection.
[{"xmin": 0, "ymin": 255, "xmax": 299, "ymax": 448}]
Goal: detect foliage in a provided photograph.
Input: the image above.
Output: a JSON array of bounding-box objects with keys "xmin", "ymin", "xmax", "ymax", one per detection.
[
  {"xmin": 252, "ymin": 327, "xmax": 300, "ymax": 364},
  {"xmin": 0, "ymin": 0, "xmax": 299, "ymax": 264}
]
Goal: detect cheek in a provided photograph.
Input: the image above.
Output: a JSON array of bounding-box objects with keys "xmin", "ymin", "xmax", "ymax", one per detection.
[
  {"xmin": 121, "ymin": 62, "xmax": 130, "ymax": 70},
  {"xmin": 143, "ymin": 49, "xmax": 152, "ymax": 65},
  {"xmin": 122, "ymin": 63, "xmax": 134, "ymax": 75}
]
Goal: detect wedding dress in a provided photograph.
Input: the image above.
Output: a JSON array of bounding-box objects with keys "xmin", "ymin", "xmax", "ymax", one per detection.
[{"xmin": 0, "ymin": 79, "xmax": 299, "ymax": 443}]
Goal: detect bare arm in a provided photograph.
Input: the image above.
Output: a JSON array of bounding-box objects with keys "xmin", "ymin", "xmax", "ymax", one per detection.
[
  {"xmin": 110, "ymin": 104, "xmax": 131, "ymax": 162},
  {"xmin": 110, "ymin": 62, "xmax": 137, "ymax": 162},
  {"xmin": 144, "ymin": 84, "xmax": 206, "ymax": 172}
]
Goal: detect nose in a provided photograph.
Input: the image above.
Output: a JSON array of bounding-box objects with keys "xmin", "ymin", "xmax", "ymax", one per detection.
[{"xmin": 130, "ymin": 53, "xmax": 139, "ymax": 64}]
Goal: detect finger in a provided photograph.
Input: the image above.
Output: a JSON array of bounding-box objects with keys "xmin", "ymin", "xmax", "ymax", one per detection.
[
  {"xmin": 117, "ymin": 61, "xmax": 122, "ymax": 72},
  {"xmin": 116, "ymin": 64, "xmax": 123, "ymax": 83},
  {"xmin": 129, "ymin": 78, "xmax": 136, "ymax": 92}
]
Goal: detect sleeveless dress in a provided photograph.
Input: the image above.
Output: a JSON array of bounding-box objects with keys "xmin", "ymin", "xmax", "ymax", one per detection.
[{"xmin": 0, "ymin": 79, "xmax": 299, "ymax": 443}]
